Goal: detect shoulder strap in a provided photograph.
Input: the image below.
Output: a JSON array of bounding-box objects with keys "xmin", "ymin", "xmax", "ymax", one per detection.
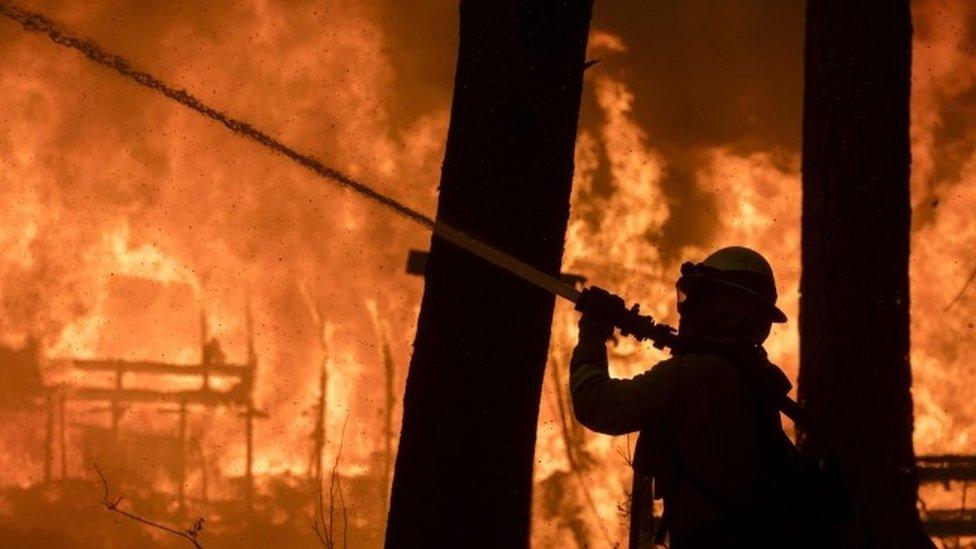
[{"xmin": 678, "ymin": 341, "xmax": 835, "ymax": 453}]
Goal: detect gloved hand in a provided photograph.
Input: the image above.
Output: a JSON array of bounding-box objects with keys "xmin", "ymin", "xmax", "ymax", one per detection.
[{"xmin": 576, "ymin": 286, "xmax": 624, "ymax": 343}]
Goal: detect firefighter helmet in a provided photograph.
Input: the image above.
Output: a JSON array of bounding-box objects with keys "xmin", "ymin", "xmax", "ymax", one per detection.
[{"xmin": 676, "ymin": 246, "xmax": 787, "ymax": 323}]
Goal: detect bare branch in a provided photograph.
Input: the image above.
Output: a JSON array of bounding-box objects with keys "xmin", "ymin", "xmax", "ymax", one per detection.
[
  {"xmin": 614, "ymin": 434, "xmax": 634, "ymax": 468},
  {"xmin": 312, "ymin": 415, "xmax": 350, "ymax": 549},
  {"xmin": 946, "ymin": 262, "xmax": 976, "ymax": 312},
  {"xmin": 92, "ymin": 462, "xmax": 205, "ymax": 549}
]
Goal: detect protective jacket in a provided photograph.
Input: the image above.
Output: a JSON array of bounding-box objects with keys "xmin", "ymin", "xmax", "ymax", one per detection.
[{"xmin": 570, "ymin": 293, "xmax": 794, "ymax": 548}]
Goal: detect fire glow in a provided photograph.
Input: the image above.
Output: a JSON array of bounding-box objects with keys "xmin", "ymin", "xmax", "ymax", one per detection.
[{"xmin": 0, "ymin": 1, "xmax": 973, "ymax": 547}]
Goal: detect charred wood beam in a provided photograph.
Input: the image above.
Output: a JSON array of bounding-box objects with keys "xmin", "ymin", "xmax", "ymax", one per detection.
[
  {"xmin": 922, "ymin": 510, "xmax": 976, "ymax": 538},
  {"xmin": 44, "ymin": 393, "xmax": 53, "ymax": 482},
  {"xmin": 917, "ymin": 455, "xmax": 976, "ymax": 483},
  {"xmin": 179, "ymin": 400, "xmax": 187, "ymax": 511},
  {"xmin": 73, "ymin": 359, "xmax": 253, "ymax": 379},
  {"xmin": 69, "ymin": 387, "xmax": 255, "ymax": 407},
  {"xmin": 58, "ymin": 390, "xmax": 67, "ymax": 479},
  {"xmin": 239, "ymin": 405, "xmax": 262, "ymax": 515}
]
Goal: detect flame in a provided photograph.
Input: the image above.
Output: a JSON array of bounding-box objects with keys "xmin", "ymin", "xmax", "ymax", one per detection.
[
  {"xmin": 0, "ymin": 1, "xmax": 972, "ymax": 547},
  {"xmin": 538, "ymin": 2, "xmax": 975, "ymax": 542},
  {"xmin": 693, "ymin": 149, "xmax": 801, "ymax": 377},
  {"xmin": 908, "ymin": 0, "xmax": 976, "ymax": 456}
]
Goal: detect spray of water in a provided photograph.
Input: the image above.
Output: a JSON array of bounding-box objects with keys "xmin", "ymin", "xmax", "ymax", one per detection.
[{"xmin": 0, "ymin": 1, "xmax": 580, "ymax": 302}]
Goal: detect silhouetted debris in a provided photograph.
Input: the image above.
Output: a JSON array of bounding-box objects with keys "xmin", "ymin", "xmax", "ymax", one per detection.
[
  {"xmin": 0, "ymin": 339, "xmax": 43, "ymax": 406},
  {"xmin": 312, "ymin": 417, "xmax": 349, "ymax": 549},
  {"xmin": 93, "ymin": 461, "xmax": 206, "ymax": 548}
]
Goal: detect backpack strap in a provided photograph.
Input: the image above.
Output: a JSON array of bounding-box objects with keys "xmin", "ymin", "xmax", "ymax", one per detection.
[{"xmin": 677, "ymin": 340, "xmax": 836, "ymax": 452}]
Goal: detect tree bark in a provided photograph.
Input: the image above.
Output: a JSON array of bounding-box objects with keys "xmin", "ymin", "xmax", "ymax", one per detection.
[
  {"xmin": 385, "ymin": 2, "xmax": 592, "ymax": 547},
  {"xmin": 799, "ymin": 1, "xmax": 928, "ymax": 546}
]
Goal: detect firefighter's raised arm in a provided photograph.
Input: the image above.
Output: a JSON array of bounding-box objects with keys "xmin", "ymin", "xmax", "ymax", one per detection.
[{"xmin": 569, "ymin": 289, "xmax": 672, "ymax": 435}]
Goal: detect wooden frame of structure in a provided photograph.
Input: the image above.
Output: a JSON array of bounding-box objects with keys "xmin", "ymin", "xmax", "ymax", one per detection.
[{"xmin": 41, "ymin": 307, "xmax": 263, "ymax": 513}]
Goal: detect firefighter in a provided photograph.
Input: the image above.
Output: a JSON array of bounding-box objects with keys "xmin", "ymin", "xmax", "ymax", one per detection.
[{"xmin": 570, "ymin": 246, "xmax": 797, "ymax": 548}]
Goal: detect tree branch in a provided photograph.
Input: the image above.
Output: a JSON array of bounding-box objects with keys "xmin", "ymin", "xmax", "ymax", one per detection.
[
  {"xmin": 945, "ymin": 262, "xmax": 976, "ymax": 312},
  {"xmin": 312, "ymin": 415, "xmax": 349, "ymax": 549},
  {"xmin": 92, "ymin": 462, "xmax": 205, "ymax": 549}
]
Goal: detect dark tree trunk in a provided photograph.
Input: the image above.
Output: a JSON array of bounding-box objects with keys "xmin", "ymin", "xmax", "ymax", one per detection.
[
  {"xmin": 385, "ymin": 2, "xmax": 592, "ymax": 547},
  {"xmin": 799, "ymin": 1, "xmax": 928, "ymax": 546}
]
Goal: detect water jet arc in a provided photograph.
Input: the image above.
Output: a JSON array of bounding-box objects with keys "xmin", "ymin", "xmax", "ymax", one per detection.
[{"xmin": 0, "ymin": 1, "xmax": 581, "ymax": 304}]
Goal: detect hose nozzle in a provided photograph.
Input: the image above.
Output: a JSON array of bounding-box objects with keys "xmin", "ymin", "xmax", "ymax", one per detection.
[{"xmin": 575, "ymin": 286, "xmax": 678, "ymax": 349}]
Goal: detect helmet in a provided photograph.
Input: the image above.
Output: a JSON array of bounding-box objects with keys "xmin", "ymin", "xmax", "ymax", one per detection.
[{"xmin": 676, "ymin": 246, "xmax": 787, "ymax": 323}]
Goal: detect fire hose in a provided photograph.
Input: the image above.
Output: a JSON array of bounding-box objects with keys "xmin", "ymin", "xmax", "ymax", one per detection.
[{"xmin": 0, "ymin": 1, "xmax": 678, "ymax": 349}]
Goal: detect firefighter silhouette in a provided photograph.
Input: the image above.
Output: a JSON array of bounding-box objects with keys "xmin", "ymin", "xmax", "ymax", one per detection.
[{"xmin": 571, "ymin": 247, "xmax": 813, "ymax": 548}]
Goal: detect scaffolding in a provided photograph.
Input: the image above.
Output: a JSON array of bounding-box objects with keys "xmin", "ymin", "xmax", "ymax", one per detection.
[
  {"xmin": 918, "ymin": 454, "xmax": 976, "ymax": 539},
  {"xmin": 41, "ymin": 306, "xmax": 263, "ymax": 513}
]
